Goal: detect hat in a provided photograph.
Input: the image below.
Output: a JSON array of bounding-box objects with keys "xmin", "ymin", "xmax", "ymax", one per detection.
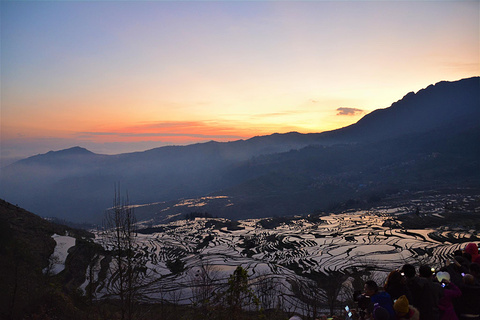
[
  {"xmin": 373, "ymin": 306, "xmax": 390, "ymax": 320},
  {"xmin": 465, "ymin": 243, "xmax": 479, "ymax": 260},
  {"xmin": 436, "ymin": 271, "xmax": 450, "ymax": 283},
  {"xmin": 394, "ymin": 295, "xmax": 410, "ymax": 316}
]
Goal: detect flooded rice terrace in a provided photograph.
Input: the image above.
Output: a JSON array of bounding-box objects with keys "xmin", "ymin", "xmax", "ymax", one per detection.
[{"xmin": 91, "ymin": 192, "xmax": 479, "ymax": 308}]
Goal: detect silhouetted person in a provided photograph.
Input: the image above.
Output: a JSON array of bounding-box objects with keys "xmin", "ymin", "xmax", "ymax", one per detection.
[
  {"xmin": 464, "ymin": 243, "xmax": 479, "ymax": 264},
  {"xmin": 436, "ymin": 271, "xmax": 461, "ymax": 320},
  {"xmin": 402, "ymin": 264, "xmax": 430, "ymax": 319},
  {"xmin": 469, "ymin": 263, "xmax": 480, "ymax": 285},
  {"xmin": 445, "ymin": 257, "xmax": 470, "ymax": 287},
  {"xmin": 384, "ymin": 270, "xmax": 413, "ymax": 302},
  {"xmin": 373, "ymin": 306, "xmax": 391, "ymax": 320},
  {"xmin": 419, "ymin": 264, "xmax": 444, "ymax": 320},
  {"xmin": 457, "ymin": 274, "xmax": 480, "ymax": 320},
  {"xmin": 364, "ymin": 280, "xmax": 395, "ymax": 319}
]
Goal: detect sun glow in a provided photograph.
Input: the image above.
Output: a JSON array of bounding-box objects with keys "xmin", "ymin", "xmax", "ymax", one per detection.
[{"xmin": 1, "ymin": 1, "xmax": 478, "ymax": 162}]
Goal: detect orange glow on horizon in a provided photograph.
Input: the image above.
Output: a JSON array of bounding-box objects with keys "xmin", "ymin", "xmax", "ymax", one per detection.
[
  {"xmin": 74, "ymin": 119, "xmax": 317, "ymax": 145},
  {"xmin": 1, "ymin": 1, "xmax": 478, "ymax": 161}
]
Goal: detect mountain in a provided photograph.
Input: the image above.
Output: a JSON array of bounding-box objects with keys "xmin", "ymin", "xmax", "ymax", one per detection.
[
  {"xmin": 319, "ymin": 77, "xmax": 479, "ymax": 144},
  {"xmin": 0, "ymin": 77, "xmax": 479, "ymax": 223},
  {"xmin": 135, "ymin": 120, "xmax": 480, "ymax": 221}
]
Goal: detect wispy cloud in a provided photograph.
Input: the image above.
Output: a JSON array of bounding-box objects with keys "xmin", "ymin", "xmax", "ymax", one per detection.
[
  {"xmin": 251, "ymin": 112, "xmax": 295, "ymax": 118},
  {"xmin": 249, "ymin": 109, "xmax": 312, "ymax": 119},
  {"xmin": 77, "ymin": 121, "xmax": 251, "ymax": 142},
  {"xmin": 78, "ymin": 131, "xmax": 242, "ymax": 140},
  {"xmin": 336, "ymin": 107, "xmax": 364, "ymax": 116}
]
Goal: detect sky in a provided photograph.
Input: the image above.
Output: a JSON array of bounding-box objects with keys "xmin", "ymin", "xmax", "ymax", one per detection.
[{"xmin": 1, "ymin": 0, "xmax": 479, "ymax": 166}]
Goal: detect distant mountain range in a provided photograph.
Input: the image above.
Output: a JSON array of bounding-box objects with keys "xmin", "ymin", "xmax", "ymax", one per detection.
[{"xmin": 1, "ymin": 76, "xmax": 479, "ymax": 223}]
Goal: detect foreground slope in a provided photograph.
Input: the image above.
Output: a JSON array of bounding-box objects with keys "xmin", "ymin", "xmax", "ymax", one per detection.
[
  {"xmin": 0, "ymin": 199, "xmax": 97, "ymax": 319},
  {"xmin": 2, "ymin": 193, "xmax": 479, "ymax": 318}
]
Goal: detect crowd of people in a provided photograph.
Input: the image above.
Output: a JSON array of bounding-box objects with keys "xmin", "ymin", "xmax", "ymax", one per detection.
[
  {"xmin": 287, "ymin": 243, "xmax": 480, "ymax": 320},
  {"xmin": 352, "ymin": 242, "xmax": 480, "ymax": 320}
]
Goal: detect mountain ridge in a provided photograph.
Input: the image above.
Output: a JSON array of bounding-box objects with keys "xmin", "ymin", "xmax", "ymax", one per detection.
[
  {"xmin": 13, "ymin": 76, "xmax": 479, "ymax": 163},
  {"xmin": 1, "ymin": 76, "xmax": 479, "ymax": 222}
]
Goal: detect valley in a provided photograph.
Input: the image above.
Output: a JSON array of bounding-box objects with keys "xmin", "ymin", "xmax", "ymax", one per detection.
[{"xmin": 85, "ymin": 190, "xmax": 479, "ymax": 311}]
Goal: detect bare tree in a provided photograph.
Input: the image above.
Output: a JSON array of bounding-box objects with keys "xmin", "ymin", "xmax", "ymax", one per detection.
[
  {"xmin": 189, "ymin": 258, "xmax": 220, "ymax": 319},
  {"xmin": 103, "ymin": 184, "xmax": 143, "ymax": 320},
  {"xmin": 317, "ymin": 271, "xmax": 351, "ymax": 316},
  {"xmin": 253, "ymin": 271, "xmax": 283, "ymax": 311},
  {"xmin": 289, "ymin": 276, "xmax": 323, "ymax": 319},
  {"xmin": 290, "ymin": 270, "xmax": 352, "ymax": 318}
]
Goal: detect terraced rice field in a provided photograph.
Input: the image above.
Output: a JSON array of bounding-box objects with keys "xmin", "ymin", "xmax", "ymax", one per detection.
[{"xmin": 91, "ymin": 204, "xmax": 478, "ymax": 308}]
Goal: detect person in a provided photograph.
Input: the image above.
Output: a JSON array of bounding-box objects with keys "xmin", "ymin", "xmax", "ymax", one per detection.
[
  {"xmin": 469, "ymin": 263, "xmax": 480, "ymax": 285},
  {"xmin": 354, "ymin": 289, "xmax": 371, "ymax": 320},
  {"xmin": 394, "ymin": 295, "xmax": 420, "ymax": 320},
  {"xmin": 372, "ymin": 305, "xmax": 390, "ymax": 320},
  {"xmin": 401, "ymin": 264, "xmax": 435, "ymax": 320},
  {"xmin": 418, "ymin": 265, "xmax": 443, "ymax": 320},
  {"xmin": 464, "ymin": 243, "xmax": 479, "ymax": 263},
  {"xmin": 436, "ymin": 271, "xmax": 461, "ymax": 320},
  {"xmin": 457, "ymin": 274, "xmax": 480, "ymax": 320},
  {"xmin": 364, "ymin": 280, "xmax": 395, "ymax": 320},
  {"xmin": 384, "ymin": 270, "xmax": 413, "ymax": 302},
  {"xmin": 445, "ymin": 257, "xmax": 470, "ymax": 287}
]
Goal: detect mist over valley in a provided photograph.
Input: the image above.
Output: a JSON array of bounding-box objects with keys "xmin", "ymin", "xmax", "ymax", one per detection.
[{"xmin": 1, "ymin": 77, "xmax": 479, "ymax": 224}]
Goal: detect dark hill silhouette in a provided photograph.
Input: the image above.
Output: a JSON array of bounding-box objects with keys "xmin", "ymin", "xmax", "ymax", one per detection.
[
  {"xmin": 0, "ymin": 199, "xmax": 95, "ymax": 318},
  {"xmin": 139, "ymin": 117, "xmax": 479, "ymax": 221},
  {"xmin": 19, "ymin": 146, "xmax": 98, "ymax": 164},
  {"xmin": 318, "ymin": 77, "xmax": 479, "ymax": 144},
  {"xmin": 0, "ymin": 77, "xmax": 478, "ymax": 222}
]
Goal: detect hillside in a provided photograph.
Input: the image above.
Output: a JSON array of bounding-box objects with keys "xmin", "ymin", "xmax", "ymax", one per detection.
[
  {"xmin": 0, "ymin": 77, "xmax": 478, "ymax": 223},
  {"xmin": 133, "ymin": 121, "xmax": 480, "ymax": 222},
  {"xmin": 319, "ymin": 76, "xmax": 480, "ymax": 143},
  {"xmin": 0, "ymin": 199, "xmax": 97, "ymax": 319}
]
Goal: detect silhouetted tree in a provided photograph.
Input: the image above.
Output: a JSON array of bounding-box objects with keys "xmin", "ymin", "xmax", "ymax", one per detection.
[
  {"xmin": 224, "ymin": 266, "xmax": 263, "ymax": 320},
  {"xmin": 290, "ymin": 270, "xmax": 352, "ymax": 318},
  {"xmin": 189, "ymin": 259, "xmax": 221, "ymax": 319},
  {"xmin": 103, "ymin": 184, "xmax": 144, "ymax": 320},
  {"xmin": 253, "ymin": 271, "xmax": 284, "ymax": 312}
]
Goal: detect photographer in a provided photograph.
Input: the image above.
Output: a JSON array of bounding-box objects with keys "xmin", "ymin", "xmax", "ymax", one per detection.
[
  {"xmin": 364, "ymin": 280, "xmax": 395, "ymax": 320},
  {"xmin": 436, "ymin": 271, "xmax": 461, "ymax": 320},
  {"xmin": 353, "ymin": 289, "xmax": 372, "ymax": 320}
]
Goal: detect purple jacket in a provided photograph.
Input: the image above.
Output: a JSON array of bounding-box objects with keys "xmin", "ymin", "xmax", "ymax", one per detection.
[{"xmin": 438, "ymin": 282, "xmax": 462, "ymax": 320}]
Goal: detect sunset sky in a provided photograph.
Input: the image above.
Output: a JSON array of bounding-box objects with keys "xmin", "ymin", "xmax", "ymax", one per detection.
[{"xmin": 1, "ymin": 0, "xmax": 479, "ymax": 165}]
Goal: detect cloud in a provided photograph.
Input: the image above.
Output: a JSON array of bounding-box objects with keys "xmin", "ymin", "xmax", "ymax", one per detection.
[
  {"xmin": 336, "ymin": 107, "xmax": 364, "ymax": 116},
  {"xmin": 78, "ymin": 131, "xmax": 242, "ymax": 140},
  {"xmin": 249, "ymin": 109, "xmax": 312, "ymax": 119},
  {"xmin": 251, "ymin": 112, "xmax": 293, "ymax": 118},
  {"xmin": 76, "ymin": 120, "xmax": 252, "ymax": 142}
]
